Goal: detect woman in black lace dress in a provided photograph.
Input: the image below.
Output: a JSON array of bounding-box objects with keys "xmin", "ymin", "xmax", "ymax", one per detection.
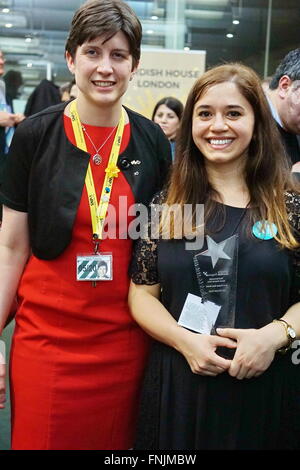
[{"xmin": 129, "ymin": 63, "xmax": 300, "ymax": 450}]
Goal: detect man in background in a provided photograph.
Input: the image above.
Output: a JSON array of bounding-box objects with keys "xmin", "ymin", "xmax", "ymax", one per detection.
[
  {"xmin": 265, "ymin": 48, "xmax": 300, "ymax": 171},
  {"xmin": 0, "ymin": 49, "xmax": 24, "ymax": 222}
]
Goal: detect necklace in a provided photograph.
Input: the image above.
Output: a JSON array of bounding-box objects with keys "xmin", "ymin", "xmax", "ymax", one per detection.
[
  {"xmin": 81, "ymin": 124, "xmax": 116, "ymax": 165},
  {"xmin": 229, "ymin": 202, "xmax": 250, "ymax": 237}
]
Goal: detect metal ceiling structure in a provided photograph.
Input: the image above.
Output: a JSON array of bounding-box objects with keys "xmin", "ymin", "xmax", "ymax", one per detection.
[{"xmin": 0, "ymin": 0, "xmax": 299, "ymax": 94}]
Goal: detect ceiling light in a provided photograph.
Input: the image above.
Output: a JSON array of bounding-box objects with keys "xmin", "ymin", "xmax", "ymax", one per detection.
[
  {"xmin": 146, "ymin": 30, "xmax": 154, "ymax": 35},
  {"xmin": 232, "ymin": 20, "xmax": 240, "ymax": 25},
  {"xmin": 5, "ymin": 23, "xmax": 13, "ymax": 28},
  {"xmin": 25, "ymin": 37, "xmax": 32, "ymax": 43},
  {"xmin": 27, "ymin": 63, "xmax": 33, "ymax": 68},
  {"xmin": 151, "ymin": 15, "xmax": 158, "ymax": 20},
  {"xmin": 226, "ymin": 33, "xmax": 234, "ymax": 38},
  {"xmin": 2, "ymin": 8, "xmax": 10, "ymax": 13},
  {"xmin": 184, "ymin": 46, "xmax": 190, "ymax": 51}
]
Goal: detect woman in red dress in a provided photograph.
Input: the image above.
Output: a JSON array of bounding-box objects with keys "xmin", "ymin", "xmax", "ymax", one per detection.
[{"xmin": 0, "ymin": 0, "xmax": 171, "ymax": 449}]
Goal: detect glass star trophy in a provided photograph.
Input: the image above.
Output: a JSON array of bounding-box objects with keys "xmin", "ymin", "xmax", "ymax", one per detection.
[{"xmin": 192, "ymin": 234, "xmax": 238, "ymax": 335}]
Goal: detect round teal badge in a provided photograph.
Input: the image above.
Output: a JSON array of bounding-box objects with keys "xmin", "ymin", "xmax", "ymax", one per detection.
[{"xmin": 252, "ymin": 221, "xmax": 278, "ymax": 240}]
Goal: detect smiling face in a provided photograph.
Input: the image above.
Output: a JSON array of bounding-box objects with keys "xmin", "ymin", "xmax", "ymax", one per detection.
[
  {"xmin": 192, "ymin": 81, "xmax": 255, "ymax": 169},
  {"xmin": 66, "ymin": 31, "xmax": 137, "ymax": 115},
  {"xmin": 153, "ymin": 104, "xmax": 181, "ymax": 140}
]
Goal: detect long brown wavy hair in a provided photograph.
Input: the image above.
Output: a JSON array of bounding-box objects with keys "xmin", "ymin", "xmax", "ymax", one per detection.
[{"xmin": 163, "ymin": 62, "xmax": 299, "ymax": 249}]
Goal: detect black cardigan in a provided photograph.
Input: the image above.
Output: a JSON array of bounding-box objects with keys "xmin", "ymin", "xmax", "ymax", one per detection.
[{"xmin": 0, "ymin": 102, "xmax": 171, "ymax": 259}]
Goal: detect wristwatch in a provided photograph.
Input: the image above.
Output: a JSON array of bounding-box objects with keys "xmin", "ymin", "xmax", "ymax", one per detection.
[{"xmin": 272, "ymin": 319, "xmax": 297, "ymax": 353}]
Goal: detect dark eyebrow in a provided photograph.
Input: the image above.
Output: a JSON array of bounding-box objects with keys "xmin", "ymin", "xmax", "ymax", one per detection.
[
  {"xmin": 112, "ymin": 48, "xmax": 130, "ymax": 54},
  {"xmin": 83, "ymin": 43, "xmax": 129, "ymax": 54},
  {"xmin": 226, "ymin": 105, "xmax": 244, "ymax": 109},
  {"xmin": 195, "ymin": 105, "xmax": 210, "ymax": 109},
  {"xmin": 195, "ymin": 104, "xmax": 245, "ymax": 111}
]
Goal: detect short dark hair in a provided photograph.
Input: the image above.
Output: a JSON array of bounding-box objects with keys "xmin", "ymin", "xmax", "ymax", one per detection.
[
  {"xmin": 151, "ymin": 96, "xmax": 184, "ymax": 121},
  {"xmin": 269, "ymin": 48, "xmax": 300, "ymax": 89},
  {"xmin": 3, "ymin": 70, "xmax": 23, "ymax": 96},
  {"xmin": 65, "ymin": 0, "xmax": 142, "ymax": 70},
  {"xmin": 99, "ymin": 261, "xmax": 108, "ymax": 271}
]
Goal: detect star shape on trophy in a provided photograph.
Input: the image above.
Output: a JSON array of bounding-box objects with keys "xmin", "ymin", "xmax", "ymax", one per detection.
[{"xmin": 201, "ymin": 235, "xmax": 231, "ymax": 268}]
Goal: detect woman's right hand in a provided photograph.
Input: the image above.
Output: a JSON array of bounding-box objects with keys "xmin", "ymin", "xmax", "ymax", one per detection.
[{"xmin": 177, "ymin": 328, "xmax": 237, "ymax": 376}]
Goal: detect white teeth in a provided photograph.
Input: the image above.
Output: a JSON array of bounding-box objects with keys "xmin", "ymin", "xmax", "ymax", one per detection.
[
  {"xmin": 93, "ymin": 81, "xmax": 114, "ymax": 87},
  {"xmin": 209, "ymin": 139, "xmax": 233, "ymax": 145}
]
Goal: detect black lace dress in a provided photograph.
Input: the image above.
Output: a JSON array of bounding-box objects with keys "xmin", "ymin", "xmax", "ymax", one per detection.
[{"xmin": 130, "ymin": 191, "xmax": 300, "ymax": 450}]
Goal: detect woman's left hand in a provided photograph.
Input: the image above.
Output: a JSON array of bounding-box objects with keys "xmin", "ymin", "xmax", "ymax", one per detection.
[{"xmin": 216, "ymin": 327, "xmax": 278, "ymax": 379}]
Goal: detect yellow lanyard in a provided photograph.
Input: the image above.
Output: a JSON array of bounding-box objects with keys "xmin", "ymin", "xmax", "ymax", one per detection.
[{"xmin": 70, "ymin": 100, "xmax": 125, "ymax": 242}]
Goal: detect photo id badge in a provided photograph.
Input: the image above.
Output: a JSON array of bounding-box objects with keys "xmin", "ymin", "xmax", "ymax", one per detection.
[{"xmin": 76, "ymin": 253, "xmax": 113, "ymax": 281}]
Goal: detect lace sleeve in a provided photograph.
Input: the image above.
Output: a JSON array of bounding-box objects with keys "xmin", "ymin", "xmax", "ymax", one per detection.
[
  {"xmin": 129, "ymin": 190, "xmax": 166, "ymax": 285},
  {"xmin": 286, "ymin": 191, "xmax": 300, "ymax": 233},
  {"xmin": 285, "ymin": 191, "xmax": 300, "ymax": 302}
]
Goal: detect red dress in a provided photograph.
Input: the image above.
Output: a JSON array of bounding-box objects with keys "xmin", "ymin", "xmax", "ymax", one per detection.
[{"xmin": 9, "ymin": 116, "xmax": 150, "ymax": 450}]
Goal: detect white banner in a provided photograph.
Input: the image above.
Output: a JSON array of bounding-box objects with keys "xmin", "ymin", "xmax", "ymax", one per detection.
[{"xmin": 124, "ymin": 49, "xmax": 206, "ymax": 118}]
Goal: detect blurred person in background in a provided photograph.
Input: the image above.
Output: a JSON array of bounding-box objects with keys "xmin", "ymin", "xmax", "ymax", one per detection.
[
  {"xmin": 0, "ymin": 51, "xmax": 25, "ymax": 224},
  {"xmin": 60, "ymin": 78, "xmax": 78, "ymax": 102},
  {"xmin": 152, "ymin": 96, "xmax": 184, "ymax": 161},
  {"xmin": 3, "ymin": 70, "xmax": 24, "ymax": 107},
  {"xmin": 265, "ymin": 48, "xmax": 300, "ymax": 170},
  {"xmin": 24, "ymin": 78, "xmax": 61, "ymax": 116},
  {"xmin": 69, "ymin": 80, "xmax": 78, "ymax": 99}
]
